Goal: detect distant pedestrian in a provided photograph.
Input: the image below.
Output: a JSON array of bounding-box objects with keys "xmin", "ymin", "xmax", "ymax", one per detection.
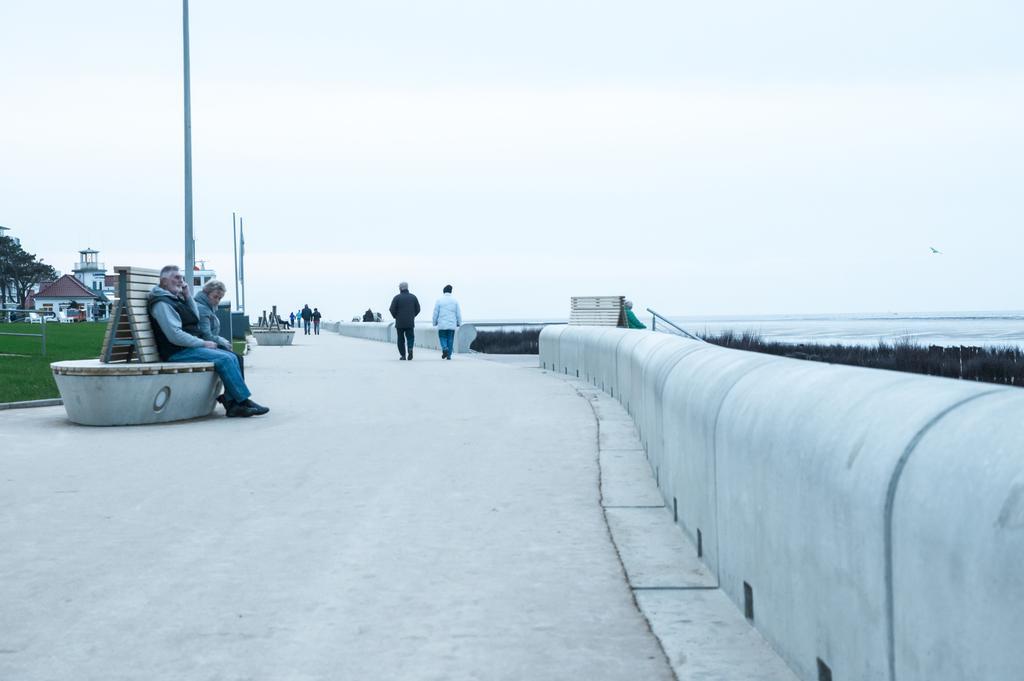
[
  {"xmin": 389, "ymin": 282, "xmax": 421, "ymax": 360},
  {"xmin": 301, "ymin": 304, "xmax": 313, "ymax": 335},
  {"xmin": 363, "ymin": 308, "xmax": 374, "ymax": 322},
  {"xmin": 624, "ymin": 300, "xmax": 646, "ymax": 329},
  {"xmin": 289, "ymin": 311, "xmax": 296, "ymax": 328},
  {"xmin": 312, "ymin": 307, "xmax": 322, "ymax": 335},
  {"xmin": 432, "ymin": 284, "xmax": 462, "ymax": 360}
]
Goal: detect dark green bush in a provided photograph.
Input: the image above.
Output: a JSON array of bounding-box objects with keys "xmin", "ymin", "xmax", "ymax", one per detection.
[
  {"xmin": 471, "ymin": 329, "xmax": 541, "ymax": 354},
  {"xmin": 701, "ymin": 330, "xmax": 1023, "ymax": 387}
]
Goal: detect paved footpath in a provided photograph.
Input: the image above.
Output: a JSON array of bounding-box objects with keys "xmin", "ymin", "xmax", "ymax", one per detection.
[{"xmin": 0, "ymin": 334, "xmax": 674, "ymax": 681}]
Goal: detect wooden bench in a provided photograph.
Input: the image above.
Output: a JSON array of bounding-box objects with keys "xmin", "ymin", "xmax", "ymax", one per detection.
[
  {"xmin": 569, "ymin": 296, "xmax": 627, "ymax": 327},
  {"xmin": 51, "ymin": 266, "xmax": 222, "ymax": 426}
]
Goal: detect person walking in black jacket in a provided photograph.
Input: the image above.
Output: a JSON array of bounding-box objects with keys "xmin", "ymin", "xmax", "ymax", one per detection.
[
  {"xmin": 312, "ymin": 308, "xmax": 322, "ymax": 335},
  {"xmin": 301, "ymin": 304, "xmax": 313, "ymax": 335},
  {"xmin": 389, "ymin": 282, "xmax": 420, "ymax": 360}
]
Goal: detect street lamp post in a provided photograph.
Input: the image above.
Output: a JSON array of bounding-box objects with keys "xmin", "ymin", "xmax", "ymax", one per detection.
[
  {"xmin": 239, "ymin": 218, "xmax": 246, "ymax": 312},
  {"xmin": 182, "ymin": 0, "xmax": 195, "ymax": 281},
  {"xmin": 232, "ymin": 212, "xmax": 240, "ymax": 311}
]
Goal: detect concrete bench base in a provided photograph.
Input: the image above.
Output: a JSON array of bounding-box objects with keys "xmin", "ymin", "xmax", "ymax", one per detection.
[
  {"xmin": 252, "ymin": 330, "xmax": 295, "ymax": 346},
  {"xmin": 51, "ymin": 360, "xmax": 222, "ymax": 426}
]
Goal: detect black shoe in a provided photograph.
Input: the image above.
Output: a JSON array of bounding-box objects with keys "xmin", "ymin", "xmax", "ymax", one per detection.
[
  {"xmin": 445, "ymin": 354, "xmax": 452, "ymax": 360},
  {"xmin": 241, "ymin": 399, "xmax": 270, "ymax": 416},
  {"xmin": 408, "ymin": 350, "xmax": 413, "ymax": 360},
  {"xmin": 226, "ymin": 402, "xmax": 259, "ymax": 417},
  {"xmin": 400, "ymin": 355, "xmax": 406, "ymax": 360}
]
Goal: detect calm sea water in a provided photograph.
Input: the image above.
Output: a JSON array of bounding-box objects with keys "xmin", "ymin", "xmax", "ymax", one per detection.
[{"xmin": 666, "ymin": 311, "xmax": 1024, "ymax": 348}]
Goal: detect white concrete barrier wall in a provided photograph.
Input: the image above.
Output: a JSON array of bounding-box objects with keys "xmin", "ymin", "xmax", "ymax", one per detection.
[
  {"xmin": 659, "ymin": 345, "xmax": 776, "ymax": 575},
  {"xmin": 539, "ymin": 326, "xmax": 1023, "ymax": 681},
  {"xmin": 327, "ymin": 322, "xmax": 476, "ymax": 354},
  {"xmin": 323, "ymin": 321, "xmax": 392, "ymax": 343},
  {"xmin": 891, "ymin": 391, "xmax": 1024, "ymax": 680}
]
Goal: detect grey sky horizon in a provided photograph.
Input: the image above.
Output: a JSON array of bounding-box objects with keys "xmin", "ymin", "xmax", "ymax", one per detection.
[{"xmin": 2, "ymin": 1, "xmax": 1021, "ymax": 320}]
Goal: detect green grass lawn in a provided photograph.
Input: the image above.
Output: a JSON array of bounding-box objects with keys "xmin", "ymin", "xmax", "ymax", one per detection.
[
  {"xmin": 0, "ymin": 323, "xmax": 251, "ymax": 403},
  {"xmin": 0, "ymin": 323, "xmax": 106, "ymax": 402}
]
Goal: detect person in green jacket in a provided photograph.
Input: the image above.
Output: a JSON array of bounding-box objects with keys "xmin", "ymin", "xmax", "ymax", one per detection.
[{"xmin": 625, "ymin": 300, "xmax": 646, "ymax": 329}]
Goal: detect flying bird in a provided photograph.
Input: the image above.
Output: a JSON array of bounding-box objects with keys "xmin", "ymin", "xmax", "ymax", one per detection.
[{"xmin": 929, "ymin": 247, "xmax": 942, "ymax": 254}]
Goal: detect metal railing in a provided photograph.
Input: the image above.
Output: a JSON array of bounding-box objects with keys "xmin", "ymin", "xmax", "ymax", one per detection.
[
  {"xmin": 646, "ymin": 308, "xmax": 705, "ymax": 342},
  {"xmin": 0, "ymin": 308, "xmax": 50, "ymax": 355}
]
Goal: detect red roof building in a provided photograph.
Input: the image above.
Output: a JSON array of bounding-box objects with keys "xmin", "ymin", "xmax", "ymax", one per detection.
[
  {"xmin": 25, "ymin": 274, "xmax": 107, "ymax": 319},
  {"xmin": 33, "ymin": 274, "xmax": 100, "ymax": 300}
]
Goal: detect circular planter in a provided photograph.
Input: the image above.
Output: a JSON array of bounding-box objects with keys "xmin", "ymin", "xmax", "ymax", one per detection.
[{"xmin": 252, "ymin": 330, "xmax": 296, "ymax": 346}]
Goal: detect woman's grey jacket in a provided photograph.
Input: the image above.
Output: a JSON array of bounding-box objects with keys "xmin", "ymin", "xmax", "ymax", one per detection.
[{"xmin": 195, "ymin": 290, "xmax": 232, "ymax": 351}]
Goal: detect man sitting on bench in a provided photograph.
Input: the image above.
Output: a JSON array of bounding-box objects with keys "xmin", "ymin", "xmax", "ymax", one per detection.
[{"xmin": 149, "ymin": 265, "xmax": 270, "ymax": 418}]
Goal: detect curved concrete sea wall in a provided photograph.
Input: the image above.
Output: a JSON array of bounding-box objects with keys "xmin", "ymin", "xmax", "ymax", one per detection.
[
  {"xmin": 323, "ymin": 321, "xmax": 476, "ymax": 354},
  {"xmin": 539, "ymin": 326, "xmax": 1023, "ymax": 681}
]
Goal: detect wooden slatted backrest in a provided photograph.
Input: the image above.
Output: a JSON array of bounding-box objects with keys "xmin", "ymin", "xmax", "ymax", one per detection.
[
  {"xmin": 569, "ymin": 296, "xmax": 627, "ymax": 327},
  {"xmin": 100, "ymin": 267, "xmax": 162, "ymax": 363}
]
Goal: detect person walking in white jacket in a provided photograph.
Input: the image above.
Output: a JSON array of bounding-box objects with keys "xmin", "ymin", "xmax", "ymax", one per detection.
[{"xmin": 432, "ymin": 284, "xmax": 462, "ymax": 360}]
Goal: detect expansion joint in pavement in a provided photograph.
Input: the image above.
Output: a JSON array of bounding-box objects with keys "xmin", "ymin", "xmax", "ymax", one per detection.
[
  {"xmin": 603, "ymin": 505, "xmax": 666, "ymax": 509},
  {"xmin": 632, "ymin": 586, "xmax": 720, "ymax": 592}
]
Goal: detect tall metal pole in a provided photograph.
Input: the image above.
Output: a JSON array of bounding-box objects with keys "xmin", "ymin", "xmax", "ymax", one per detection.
[
  {"xmin": 182, "ymin": 0, "xmax": 196, "ymax": 281},
  {"xmin": 232, "ymin": 212, "xmax": 239, "ymax": 311},
  {"xmin": 239, "ymin": 218, "xmax": 246, "ymax": 312}
]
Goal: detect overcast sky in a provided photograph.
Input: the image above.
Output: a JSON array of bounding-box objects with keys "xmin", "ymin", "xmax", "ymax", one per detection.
[{"xmin": 2, "ymin": 1, "xmax": 1022, "ymax": 320}]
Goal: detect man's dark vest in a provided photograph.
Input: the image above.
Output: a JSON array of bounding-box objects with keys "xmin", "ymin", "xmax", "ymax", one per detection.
[{"xmin": 148, "ymin": 295, "xmax": 203, "ymax": 361}]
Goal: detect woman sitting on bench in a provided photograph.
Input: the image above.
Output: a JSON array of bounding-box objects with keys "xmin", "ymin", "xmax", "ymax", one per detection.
[
  {"xmin": 195, "ymin": 279, "xmax": 244, "ymax": 377},
  {"xmin": 149, "ymin": 265, "xmax": 269, "ymax": 418}
]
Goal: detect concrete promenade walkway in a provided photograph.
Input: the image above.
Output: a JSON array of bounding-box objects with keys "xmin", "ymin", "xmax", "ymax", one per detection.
[{"xmin": 0, "ymin": 334, "xmax": 674, "ymax": 680}]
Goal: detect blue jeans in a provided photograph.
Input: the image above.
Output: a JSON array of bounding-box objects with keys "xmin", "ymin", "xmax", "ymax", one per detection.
[
  {"xmin": 169, "ymin": 346, "xmax": 251, "ymax": 403},
  {"xmin": 303, "ymin": 319, "xmax": 311, "ymax": 335},
  {"xmin": 438, "ymin": 329, "xmax": 455, "ymax": 355},
  {"xmin": 396, "ymin": 328, "xmax": 415, "ymax": 357}
]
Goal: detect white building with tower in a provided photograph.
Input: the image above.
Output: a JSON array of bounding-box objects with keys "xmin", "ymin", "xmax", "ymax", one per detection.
[
  {"xmin": 13, "ymin": 245, "xmax": 222, "ymax": 321},
  {"xmin": 72, "ymin": 248, "xmax": 108, "ymax": 295},
  {"xmin": 23, "ymin": 248, "xmax": 118, "ymax": 321}
]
